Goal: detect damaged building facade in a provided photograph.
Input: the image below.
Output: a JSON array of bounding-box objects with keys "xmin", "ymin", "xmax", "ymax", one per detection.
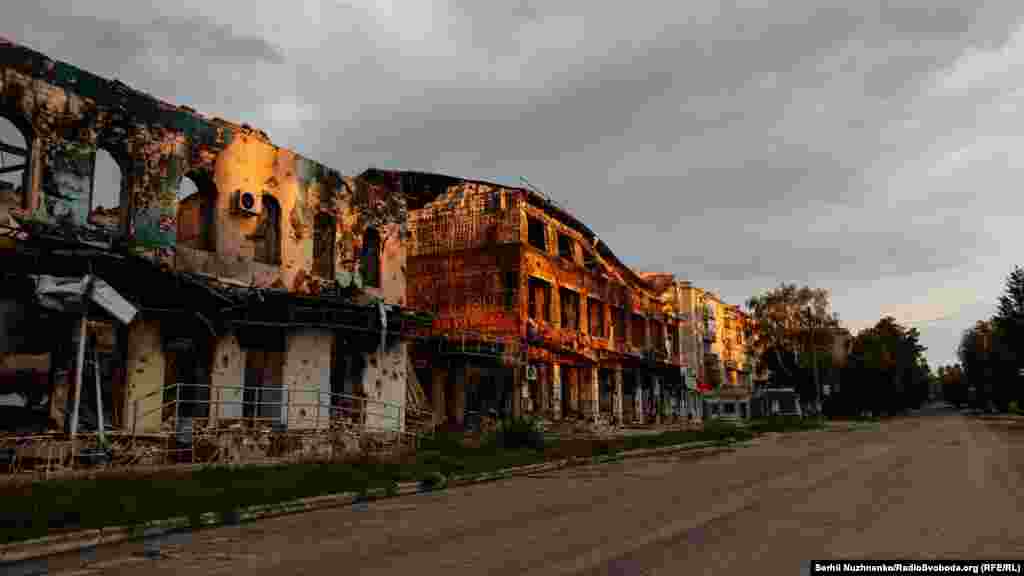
[
  {"xmin": 672, "ymin": 282, "xmax": 758, "ymax": 420},
  {"xmin": 0, "ymin": 39, "xmax": 430, "ymax": 464},
  {"xmin": 395, "ymin": 171, "xmax": 699, "ymax": 430}
]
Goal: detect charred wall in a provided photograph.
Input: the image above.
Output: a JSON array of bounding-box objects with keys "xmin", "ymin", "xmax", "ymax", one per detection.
[{"xmin": 0, "ymin": 39, "xmax": 406, "ymax": 303}]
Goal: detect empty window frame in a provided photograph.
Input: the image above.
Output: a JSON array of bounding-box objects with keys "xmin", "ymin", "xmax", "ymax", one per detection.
[
  {"xmin": 254, "ymin": 195, "xmax": 283, "ymax": 265},
  {"xmin": 313, "ymin": 213, "xmax": 336, "ymax": 279},
  {"xmin": 527, "ymin": 217, "xmax": 547, "ymax": 251},
  {"xmin": 560, "ymin": 287, "xmax": 580, "ymax": 330},
  {"xmin": 504, "ymin": 270, "xmax": 519, "ymax": 311},
  {"xmin": 528, "ymin": 277, "xmax": 552, "ymax": 322},
  {"xmin": 361, "ymin": 227, "xmax": 382, "ymax": 287},
  {"xmin": 588, "ymin": 298, "xmax": 605, "ymax": 338},
  {"xmin": 613, "ymin": 307, "xmax": 627, "ymax": 342},
  {"xmin": 175, "ymin": 173, "xmax": 217, "ymax": 252},
  {"xmin": 557, "ymin": 233, "xmax": 574, "ymax": 261},
  {"xmin": 631, "ymin": 314, "xmax": 646, "ymax": 348}
]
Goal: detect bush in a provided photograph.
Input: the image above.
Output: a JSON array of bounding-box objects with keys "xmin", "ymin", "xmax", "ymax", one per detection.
[
  {"xmin": 420, "ymin": 471, "xmax": 447, "ymax": 490},
  {"xmin": 495, "ymin": 417, "xmax": 545, "ymax": 451},
  {"xmin": 1009, "ymin": 400, "xmax": 1021, "ymax": 415},
  {"xmin": 748, "ymin": 415, "xmax": 821, "ymax": 434},
  {"xmin": 593, "ymin": 439, "xmax": 619, "ymax": 457},
  {"xmin": 700, "ymin": 419, "xmax": 752, "ymax": 442}
]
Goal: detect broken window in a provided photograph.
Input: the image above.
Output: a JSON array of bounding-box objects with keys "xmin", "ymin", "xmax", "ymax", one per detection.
[
  {"xmin": 243, "ymin": 348, "xmax": 285, "ymax": 427},
  {"xmin": 0, "ymin": 115, "xmax": 31, "ymax": 216},
  {"xmin": 527, "ymin": 217, "xmax": 547, "ymax": 251},
  {"xmin": 176, "ymin": 173, "xmax": 217, "ymax": 252},
  {"xmin": 163, "ymin": 336, "xmax": 212, "ymax": 421},
  {"xmin": 361, "ymin": 227, "xmax": 382, "ymax": 288},
  {"xmin": 631, "ymin": 313, "xmax": 646, "ymax": 348},
  {"xmin": 253, "ymin": 194, "xmax": 282, "ymax": 265},
  {"xmin": 331, "ymin": 336, "xmax": 368, "ymax": 424},
  {"xmin": 528, "ymin": 277, "xmax": 552, "ymax": 322},
  {"xmin": 558, "ymin": 233, "xmax": 574, "ymax": 261},
  {"xmin": 90, "ymin": 149, "xmax": 120, "ymax": 212},
  {"xmin": 653, "ymin": 321, "xmax": 667, "ymax": 355},
  {"xmin": 559, "ymin": 287, "xmax": 580, "ymax": 331},
  {"xmin": 588, "ymin": 298, "xmax": 605, "ymax": 338},
  {"xmin": 313, "ymin": 213, "xmax": 336, "ymax": 279},
  {"xmin": 612, "ymin": 306, "xmax": 627, "ymax": 342},
  {"xmin": 486, "ymin": 190, "xmax": 502, "ymax": 213},
  {"xmin": 503, "ymin": 271, "xmax": 518, "ymax": 311}
]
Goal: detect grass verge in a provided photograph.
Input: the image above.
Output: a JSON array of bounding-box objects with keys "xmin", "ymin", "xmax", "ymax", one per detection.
[{"xmin": 0, "ymin": 415, "xmax": 815, "ymax": 545}]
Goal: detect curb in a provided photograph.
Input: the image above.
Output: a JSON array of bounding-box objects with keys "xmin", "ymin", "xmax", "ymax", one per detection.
[{"xmin": 0, "ymin": 438, "xmax": 738, "ymax": 565}]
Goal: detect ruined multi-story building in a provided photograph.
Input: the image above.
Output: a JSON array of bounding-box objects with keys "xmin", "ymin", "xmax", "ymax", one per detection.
[
  {"xmin": 0, "ymin": 39, "xmax": 429, "ymax": 458},
  {"xmin": 384, "ymin": 170, "xmax": 690, "ymax": 429},
  {"xmin": 675, "ymin": 283, "xmax": 754, "ymax": 419}
]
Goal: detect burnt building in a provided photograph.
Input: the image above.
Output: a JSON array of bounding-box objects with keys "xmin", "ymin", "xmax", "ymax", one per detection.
[
  {"xmin": 0, "ymin": 39, "xmax": 430, "ymax": 464},
  {"xmin": 380, "ymin": 170, "xmax": 690, "ymax": 430}
]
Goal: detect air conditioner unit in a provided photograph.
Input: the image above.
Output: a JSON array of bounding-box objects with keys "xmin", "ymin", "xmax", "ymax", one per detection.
[{"xmin": 232, "ymin": 190, "xmax": 261, "ymax": 216}]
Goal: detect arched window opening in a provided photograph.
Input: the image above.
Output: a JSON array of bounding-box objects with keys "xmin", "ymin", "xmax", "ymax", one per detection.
[
  {"xmin": 313, "ymin": 213, "xmax": 336, "ymax": 279},
  {"xmin": 0, "ymin": 115, "xmax": 31, "ymax": 217},
  {"xmin": 253, "ymin": 194, "xmax": 282, "ymax": 265},
  {"xmin": 360, "ymin": 227, "xmax": 381, "ymax": 288},
  {"xmin": 89, "ymin": 149, "xmax": 122, "ymax": 229},
  {"xmin": 175, "ymin": 173, "xmax": 216, "ymax": 252}
]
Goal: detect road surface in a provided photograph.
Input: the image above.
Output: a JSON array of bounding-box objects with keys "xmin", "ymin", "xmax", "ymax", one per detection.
[{"xmin": 40, "ymin": 413, "xmax": 1024, "ymax": 575}]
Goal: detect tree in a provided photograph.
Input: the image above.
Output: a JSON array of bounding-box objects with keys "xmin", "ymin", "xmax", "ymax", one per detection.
[
  {"xmin": 992, "ymin": 267, "xmax": 1024, "ymax": 408},
  {"xmin": 746, "ymin": 283, "xmax": 839, "ymax": 406},
  {"xmin": 937, "ymin": 364, "xmax": 966, "ymax": 406},
  {"xmin": 839, "ymin": 316, "xmax": 930, "ymax": 415},
  {"xmin": 959, "ymin": 320, "xmax": 995, "ymax": 409}
]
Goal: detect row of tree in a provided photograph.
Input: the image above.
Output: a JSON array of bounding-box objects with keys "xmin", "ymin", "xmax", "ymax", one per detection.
[
  {"xmin": 941, "ymin": 267, "xmax": 1024, "ymax": 412},
  {"xmin": 746, "ymin": 283, "xmax": 932, "ymax": 417}
]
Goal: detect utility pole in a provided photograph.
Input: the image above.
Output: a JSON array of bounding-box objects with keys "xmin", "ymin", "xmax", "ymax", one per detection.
[{"xmin": 812, "ymin": 318, "xmax": 820, "ymax": 414}]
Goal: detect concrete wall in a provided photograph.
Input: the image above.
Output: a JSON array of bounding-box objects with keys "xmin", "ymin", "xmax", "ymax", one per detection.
[
  {"xmin": 124, "ymin": 319, "xmax": 165, "ymax": 433},
  {"xmin": 0, "ymin": 40, "xmax": 407, "ymax": 309},
  {"xmin": 284, "ymin": 329, "xmax": 332, "ymax": 430},
  {"xmin": 362, "ymin": 342, "xmax": 408, "ymax": 433},
  {"xmin": 211, "ymin": 333, "xmax": 245, "ymax": 420}
]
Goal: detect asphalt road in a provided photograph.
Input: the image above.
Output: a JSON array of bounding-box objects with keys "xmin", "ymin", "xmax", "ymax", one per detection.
[{"xmin": 41, "ymin": 413, "xmax": 1024, "ymax": 575}]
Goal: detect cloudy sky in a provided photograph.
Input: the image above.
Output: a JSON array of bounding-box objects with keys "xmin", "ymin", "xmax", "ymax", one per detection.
[{"xmin": 4, "ymin": 0, "xmax": 1024, "ymax": 368}]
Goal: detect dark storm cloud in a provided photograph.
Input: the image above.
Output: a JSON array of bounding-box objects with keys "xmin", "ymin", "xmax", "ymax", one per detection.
[{"xmin": 6, "ymin": 0, "xmax": 1024, "ymax": 367}]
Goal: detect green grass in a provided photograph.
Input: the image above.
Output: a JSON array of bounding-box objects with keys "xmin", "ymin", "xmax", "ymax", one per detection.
[
  {"xmin": 0, "ymin": 415, "xmax": 824, "ymax": 544},
  {"xmin": 747, "ymin": 415, "xmax": 826, "ymax": 434}
]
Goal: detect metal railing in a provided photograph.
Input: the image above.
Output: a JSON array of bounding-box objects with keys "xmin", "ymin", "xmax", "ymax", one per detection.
[
  {"xmin": 0, "ymin": 382, "xmax": 435, "ymax": 477},
  {"xmin": 132, "ymin": 382, "xmax": 434, "ymax": 439}
]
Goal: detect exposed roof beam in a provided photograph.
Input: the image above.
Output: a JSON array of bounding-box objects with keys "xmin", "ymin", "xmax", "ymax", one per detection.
[
  {"xmin": 0, "ymin": 141, "xmax": 28, "ymax": 156},
  {"xmin": 0, "ymin": 163, "xmax": 26, "ymax": 175}
]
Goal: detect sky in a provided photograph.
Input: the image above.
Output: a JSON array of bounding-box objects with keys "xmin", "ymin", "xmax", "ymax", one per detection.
[{"xmin": 3, "ymin": 0, "xmax": 1024, "ymax": 369}]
